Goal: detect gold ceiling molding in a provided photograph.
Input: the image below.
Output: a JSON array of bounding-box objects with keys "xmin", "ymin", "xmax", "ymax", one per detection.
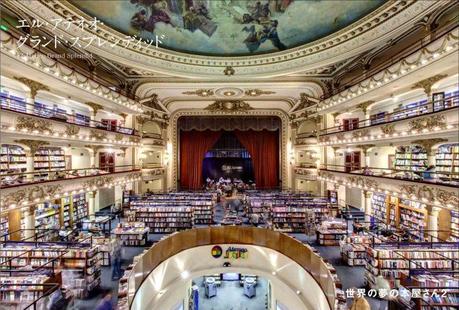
[
  {"xmin": 205, "ymin": 100, "xmax": 253, "ymax": 113},
  {"xmin": 142, "ymin": 94, "xmax": 165, "ymax": 112},
  {"xmin": 182, "ymin": 89, "xmax": 214, "ymax": 97},
  {"xmin": 409, "ymin": 114, "xmax": 446, "ymax": 131},
  {"xmin": 245, "ymin": 89, "xmax": 276, "ymax": 97},
  {"xmin": 115, "ymin": 133, "xmax": 124, "ymax": 141},
  {"xmin": 223, "ymin": 66, "xmax": 235, "ymax": 76},
  {"xmin": 120, "ymin": 113, "xmax": 128, "ymax": 120},
  {"xmin": 16, "ymin": 116, "xmax": 53, "ymax": 134},
  {"xmin": 14, "ymin": 77, "xmax": 50, "ymax": 99},
  {"xmin": 85, "ymin": 102, "xmax": 104, "ymax": 115},
  {"xmin": 14, "ymin": 139, "xmax": 49, "ymax": 155},
  {"xmin": 18, "ymin": 0, "xmax": 428, "ymax": 78},
  {"xmin": 411, "ymin": 74, "xmax": 448, "ymax": 95},
  {"xmin": 293, "ymin": 93, "xmax": 315, "ymax": 111}
]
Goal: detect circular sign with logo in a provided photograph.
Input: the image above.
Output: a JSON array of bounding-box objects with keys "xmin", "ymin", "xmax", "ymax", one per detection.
[{"xmin": 211, "ymin": 245, "xmax": 223, "ymax": 258}]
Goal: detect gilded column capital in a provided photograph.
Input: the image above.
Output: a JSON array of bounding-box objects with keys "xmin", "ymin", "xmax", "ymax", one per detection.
[
  {"xmin": 411, "ymin": 138, "xmax": 447, "ymax": 155},
  {"xmin": 85, "ymin": 102, "xmax": 104, "ymax": 115},
  {"xmin": 14, "ymin": 77, "xmax": 50, "ymax": 99},
  {"xmin": 411, "ymin": 74, "xmax": 448, "ymax": 96},
  {"xmin": 14, "ymin": 139, "xmax": 49, "ymax": 154},
  {"xmin": 356, "ymin": 101, "xmax": 374, "ymax": 114}
]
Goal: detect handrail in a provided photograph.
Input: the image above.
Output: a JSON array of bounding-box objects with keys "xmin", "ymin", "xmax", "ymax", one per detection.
[
  {"xmin": 0, "ymin": 282, "xmax": 60, "ymax": 310},
  {"xmin": 0, "ymin": 164, "xmax": 141, "ymax": 188},
  {"xmin": 127, "ymin": 226, "xmax": 339, "ymax": 309},
  {"xmin": 319, "ymin": 94, "xmax": 459, "ymax": 135},
  {"xmin": 3, "ymin": 29, "xmax": 139, "ymax": 101},
  {"xmin": 319, "ymin": 165, "xmax": 459, "ymax": 187},
  {"xmin": 324, "ymin": 21, "xmax": 457, "ymax": 99},
  {"xmin": 1, "ymin": 95, "xmax": 140, "ymax": 136}
]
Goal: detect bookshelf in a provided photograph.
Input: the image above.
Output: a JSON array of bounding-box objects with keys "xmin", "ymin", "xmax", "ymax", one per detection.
[
  {"xmin": 0, "ymin": 144, "xmax": 27, "ymax": 174},
  {"xmin": 113, "ymin": 222, "xmax": 149, "ymax": 246},
  {"xmin": 365, "ymin": 246, "xmax": 459, "ymax": 289},
  {"xmin": 60, "ymin": 197, "xmax": 72, "ymax": 229},
  {"xmin": 131, "ymin": 202, "xmax": 193, "ymax": 233},
  {"xmin": 435, "ymin": 143, "xmax": 459, "ymax": 180},
  {"xmin": 33, "ymin": 147, "xmax": 65, "ymax": 171},
  {"xmin": 316, "ymin": 219, "xmax": 347, "ymax": 246},
  {"xmin": 398, "ymin": 199, "xmax": 427, "ymax": 239},
  {"xmin": 450, "ymin": 210, "xmax": 459, "ymax": 241},
  {"xmin": 395, "ymin": 145, "xmax": 428, "ymax": 172},
  {"xmin": 92, "ymin": 236, "xmax": 113, "ymax": 266},
  {"xmin": 0, "ymin": 244, "xmax": 101, "ymax": 299},
  {"xmin": 0, "ymin": 275, "xmax": 52, "ymax": 306},
  {"xmin": 193, "ymin": 201, "xmax": 214, "ymax": 225},
  {"xmin": 372, "ymin": 193, "xmax": 388, "ymax": 224},
  {"xmin": 34, "ymin": 203, "xmax": 60, "ymax": 241},
  {"xmin": 72, "ymin": 193, "xmax": 88, "ymax": 224},
  {"xmin": 340, "ymin": 235, "xmax": 372, "ymax": 266},
  {"xmin": 0, "ymin": 215, "xmax": 8, "ymax": 241}
]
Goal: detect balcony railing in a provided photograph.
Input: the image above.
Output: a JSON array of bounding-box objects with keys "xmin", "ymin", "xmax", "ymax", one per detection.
[
  {"xmin": 319, "ymin": 164, "xmax": 459, "ymax": 187},
  {"xmin": 0, "ymin": 164, "xmax": 141, "ymax": 188},
  {"xmin": 319, "ymin": 94, "xmax": 459, "ymax": 136},
  {"xmin": 1, "ymin": 95, "xmax": 139, "ymax": 136}
]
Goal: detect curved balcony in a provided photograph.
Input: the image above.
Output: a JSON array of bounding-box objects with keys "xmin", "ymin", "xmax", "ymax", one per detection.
[
  {"xmin": 0, "ymin": 164, "xmax": 141, "ymax": 189},
  {"xmin": 319, "ymin": 164, "xmax": 459, "ymax": 188},
  {"xmin": 319, "ymin": 95, "xmax": 458, "ymax": 136},
  {"xmin": 127, "ymin": 226, "xmax": 342, "ymax": 310},
  {"xmin": 1, "ymin": 96, "xmax": 139, "ymax": 136}
]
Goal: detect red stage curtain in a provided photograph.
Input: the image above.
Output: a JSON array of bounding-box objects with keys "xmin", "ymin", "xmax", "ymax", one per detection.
[
  {"xmin": 180, "ymin": 130, "xmax": 222, "ymax": 190},
  {"xmin": 234, "ymin": 130, "xmax": 279, "ymax": 189}
]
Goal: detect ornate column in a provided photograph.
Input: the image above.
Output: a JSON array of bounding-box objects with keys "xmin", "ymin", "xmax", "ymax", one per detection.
[
  {"xmin": 363, "ymin": 190, "xmax": 373, "ymax": 218},
  {"xmin": 14, "ymin": 139, "xmax": 49, "ymax": 181},
  {"xmin": 412, "ymin": 138, "xmax": 447, "ymax": 167},
  {"xmin": 85, "ymin": 145, "xmax": 104, "ymax": 168},
  {"xmin": 427, "ymin": 206, "xmax": 442, "ymax": 241},
  {"xmin": 356, "ymin": 144, "xmax": 375, "ymax": 167},
  {"xmin": 411, "ymin": 74, "xmax": 448, "ymax": 110},
  {"xmin": 356, "ymin": 101, "xmax": 374, "ymax": 126},
  {"xmin": 23, "ymin": 206, "xmax": 35, "ymax": 240},
  {"xmin": 85, "ymin": 102, "xmax": 103, "ymax": 122},
  {"xmin": 14, "ymin": 77, "xmax": 49, "ymax": 114},
  {"xmin": 87, "ymin": 190, "xmax": 97, "ymax": 217}
]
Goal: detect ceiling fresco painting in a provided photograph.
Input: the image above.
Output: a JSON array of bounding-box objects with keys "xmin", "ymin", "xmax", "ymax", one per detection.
[{"xmin": 69, "ymin": 0, "xmax": 385, "ymax": 56}]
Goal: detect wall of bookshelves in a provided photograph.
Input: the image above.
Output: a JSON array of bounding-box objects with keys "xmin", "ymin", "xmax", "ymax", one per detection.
[
  {"xmin": 0, "ymin": 244, "xmax": 101, "ymax": 299},
  {"xmin": 34, "ymin": 147, "xmax": 65, "ymax": 172},
  {"xmin": 0, "ymin": 214, "xmax": 8, "ymax": 240},
  {"xmin": 395, "ymin": 145, "xmax": 427, "ymax": 172},
  {"xmin": 34, "ymin": 202, "xmax": 60, "ymax": 241},
  {"xmin": 131, "ymin": 203, "xmax": 193, "ymax": 233},
  {"xmin": 398, "ymin": 199, "xmax": 427, "ymax": 240},
  {"xmin": 365, "ymin": 246, "xmax": 459, "ymax": 289},
  {"xmin": 436, "ymin": 143, "xmax": 459, "ymax": 180},
  {"xmin": 1, "ymin": 144, "xmax": 27, "ymax": 174},
  {"xmin": 450, "ymin": 210, "xmax": 459, "ymax": 241},
  {"xmin": 72, "ymin": 193, "xmax": 88, "ymax": 224}
]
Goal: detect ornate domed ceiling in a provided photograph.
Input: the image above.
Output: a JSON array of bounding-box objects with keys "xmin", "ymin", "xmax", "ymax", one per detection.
[{"xmin": 69, "ymin": 0, "xmax": 384, "ymax": 57}]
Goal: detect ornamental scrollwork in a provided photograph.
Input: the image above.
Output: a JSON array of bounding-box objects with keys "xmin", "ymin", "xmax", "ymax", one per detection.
[
  {"xmin": 245, "ymin": 89, "xmax": 276, "ymax": 97},
  {"xmin": 89, "ymin": 129, "xmax": 107, "ymax": 141},
  {"xmin": 352, "ymin": 129, "xmax": 369, "ymax": 138},
  {"xmin": 65, "ymin": 124, "xmax": 80, "ymax": 136},
  {"xmin": 399, "ymin": 184, "xmax": 417, "ymax": 196},
  {"xmin": 409, "ymin": 114, "xmax": 446, "ymax": 131},
  {"xmin": 115, "ymin": 134, "xmax": 124, "ymax": 141},
  {"xmin": 16, "ymin": 116, "xmax": 53, "ymax": 133},
  {"xmin": 435, "ymin": 188, "xmax": 459, "ymax": 206},
  {"xmin": 182, "ymin": 89, "xmax": 214, "ymax": 97},
  {"xmin": 380, "ymin": 124, "xmax": 395, "ymax": 135},
  {"xmin": 205, "ymin": 100, "xmax": 253, "ymax": 113}
]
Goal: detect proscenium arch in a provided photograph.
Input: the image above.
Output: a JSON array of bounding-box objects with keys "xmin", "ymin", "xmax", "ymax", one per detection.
[{"xmin": 168, "ymin": 110, "xmax": 290, "ymax": 191}]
